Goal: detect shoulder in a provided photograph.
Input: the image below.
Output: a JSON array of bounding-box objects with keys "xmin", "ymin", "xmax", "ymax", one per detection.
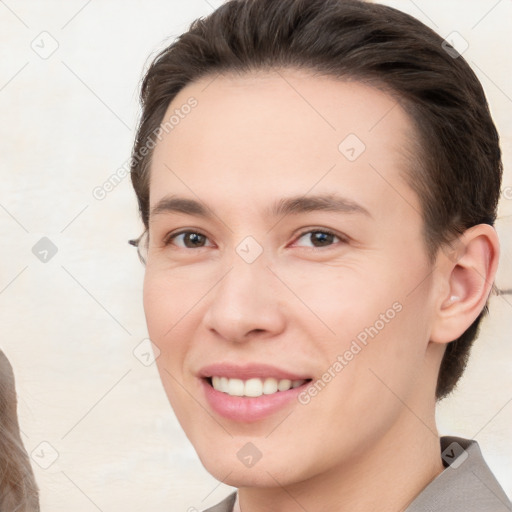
[{"xmin": 406, "ymin": 436, "xmax": 511, "ymax": 512}]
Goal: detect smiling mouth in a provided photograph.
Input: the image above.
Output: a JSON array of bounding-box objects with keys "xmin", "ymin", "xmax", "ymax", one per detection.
[{"xmin": 206, "ymin": 376, "xmax": 312, "ymax": 397}]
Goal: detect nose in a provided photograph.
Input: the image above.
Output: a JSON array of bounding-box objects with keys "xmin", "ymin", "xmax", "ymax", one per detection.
[{"xmin": 202, "ymin": 255, "xmax": 287, "ymax": 344}]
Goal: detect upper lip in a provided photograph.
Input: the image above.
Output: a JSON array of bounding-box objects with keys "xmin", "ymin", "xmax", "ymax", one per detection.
[{"xmin": 198, "ymin": 363, "xmax": 311, "ymax": 381}]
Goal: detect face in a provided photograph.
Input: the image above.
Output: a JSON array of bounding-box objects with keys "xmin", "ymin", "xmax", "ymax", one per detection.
[{"xmin": 143, "ymin": 69, "xmax": 442, "ymax": 488}]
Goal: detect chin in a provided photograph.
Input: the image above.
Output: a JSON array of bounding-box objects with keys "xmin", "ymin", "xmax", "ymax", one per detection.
[
  {"xmin": 201, "ymin": 457, "xmax": 295, "ymax": 488},
  {"xmin": 193, "ymin": 436, "xmax": 308, "ymax": 489}
]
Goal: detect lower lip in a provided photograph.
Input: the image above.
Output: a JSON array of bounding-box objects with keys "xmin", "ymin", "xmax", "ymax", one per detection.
[{"xmin": 201, "ymin": 379, "xmax": 309, "ymax": 422}]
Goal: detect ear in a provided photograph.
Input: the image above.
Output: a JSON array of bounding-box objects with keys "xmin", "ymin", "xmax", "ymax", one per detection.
[{"xmin": 430, "ymin": 224, "xmax": 500, "ymax": 344}]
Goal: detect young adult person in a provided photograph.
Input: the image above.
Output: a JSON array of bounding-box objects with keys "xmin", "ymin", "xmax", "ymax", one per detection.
[{"xmin": 129, "ymin": 0, "xmax": 511, "ymax": 510}]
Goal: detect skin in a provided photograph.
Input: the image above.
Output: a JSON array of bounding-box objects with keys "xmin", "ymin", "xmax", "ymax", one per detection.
[{"xmin": 142, "ymin": 69, "xmax": 499, "ymax": 512}]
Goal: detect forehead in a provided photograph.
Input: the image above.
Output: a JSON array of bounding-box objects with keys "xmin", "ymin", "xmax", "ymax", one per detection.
[{"xmin": 149, "ymin": 69, "xmax": 419, "ymax": 218}]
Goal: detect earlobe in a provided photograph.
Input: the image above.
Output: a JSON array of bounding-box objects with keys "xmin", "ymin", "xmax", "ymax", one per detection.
[{"xmin": 430, "ymin": 224, "xmax": 500, "ymax": 344}]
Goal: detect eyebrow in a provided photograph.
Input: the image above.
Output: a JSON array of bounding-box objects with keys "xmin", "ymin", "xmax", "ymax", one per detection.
[
  {"xmin": 268, "ymin": 194, "xmax": 371, "ymax": 218},
  {"xmin": 149, "ymin": 194, "xmax": 371, "ymax": 220}
]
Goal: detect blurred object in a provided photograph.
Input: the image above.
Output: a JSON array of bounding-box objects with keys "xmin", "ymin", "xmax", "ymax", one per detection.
[{"xmin": 0, "ymin": 350, "xmax": 40, "ymax": 512}]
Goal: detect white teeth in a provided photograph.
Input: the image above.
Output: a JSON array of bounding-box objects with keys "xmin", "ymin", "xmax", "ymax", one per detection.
[
  {"xmin": 262, "ymin": 378, "xmax": 278, "ymax": 395},
  {"xmin": 277, "ymin": 379, "xmax": 292, "ymax": 391},
  {"xmin": 219, "ymin": 377, "xmax": 229, "ymax": 393},
  {"xmin": 210, "ymin": 376, "xmax": 307, "ymax": 397},
  {"xmin": 244, "ymin": 378, "xmax": 263, "ymax": 397},
  {"xmin": 227, "ymin": 378, "xmax": 244, "ymax": 396}
]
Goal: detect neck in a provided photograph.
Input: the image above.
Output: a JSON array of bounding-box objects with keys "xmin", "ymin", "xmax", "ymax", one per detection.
[{"xmin": 237, "ymin": 411, "xmax": 444, "ymax": 512}]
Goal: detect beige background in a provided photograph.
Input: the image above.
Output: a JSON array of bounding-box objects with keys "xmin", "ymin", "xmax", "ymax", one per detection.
[{"xmin": 1, "ymin": 0, "xmax": 511, "ymax": 510}]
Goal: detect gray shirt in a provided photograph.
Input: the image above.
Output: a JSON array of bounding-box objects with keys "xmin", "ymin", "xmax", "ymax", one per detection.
[{"xmin": 203, "ymin": 436, "xmax": 511, "ymax": 511}]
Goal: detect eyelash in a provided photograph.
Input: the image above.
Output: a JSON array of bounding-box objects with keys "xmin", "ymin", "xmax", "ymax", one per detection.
[
  {"xmin": 163, "ymin": 228, "xmax": 347, "ymax": 250},
  {"xmin": 294, "ymin": 228, "xmax": 346, "ymax": 248}
]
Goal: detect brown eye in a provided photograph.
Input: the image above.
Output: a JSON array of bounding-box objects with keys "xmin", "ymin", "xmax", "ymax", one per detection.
[
  {"xmin": 294, "ymin": 229, "xmax": 343, "ymax": 248},
  {"xmin": 166, "ymin": 231, "xmax": 213, "ymax": 249}
]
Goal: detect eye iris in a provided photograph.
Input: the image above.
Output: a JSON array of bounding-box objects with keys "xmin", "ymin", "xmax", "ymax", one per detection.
[
  {"xmin": 184, "ymin": 233, "xmax": 205, "ymax": 248},
  {"xmin": 312, "ymin": 231, "xmax": 334, "ymax": 247}
]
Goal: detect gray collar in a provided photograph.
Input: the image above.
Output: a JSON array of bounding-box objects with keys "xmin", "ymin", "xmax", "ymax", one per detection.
[
  {"xmin": 203, "ymin": 436, "xmax": 511, "ymax": 512},
  {"xmin": 404, "ymin": 436, "xmax": 511, "ymax": 511}
]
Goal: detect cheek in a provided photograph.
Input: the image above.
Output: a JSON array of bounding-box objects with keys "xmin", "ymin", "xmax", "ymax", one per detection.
[
  {"xmin": 142, "ymin": 267, "xmax": 200, "ymax": 339},
  {"xmin": 142, "ymin": 272, "xmax": 167, "ymax": 339},
  {"xmin": 296, "ymin": 255, "xmax": 433, "ymax": 392},
  {"xmin": 276, "ymin": 260, "xmax": 401, "ymax": 348},
  {"xmin": 142, "ymin": 269, "xmax": 191, "ymax": 369},
  {"xmin": 143, "ymin": 271, "xmax": 198, "ymax": 422}
]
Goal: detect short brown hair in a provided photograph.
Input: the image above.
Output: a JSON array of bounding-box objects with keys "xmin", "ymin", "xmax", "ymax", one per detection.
[{"xmin": 130, "ymin": 0, "xmax": 502, "ymax": 399}]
